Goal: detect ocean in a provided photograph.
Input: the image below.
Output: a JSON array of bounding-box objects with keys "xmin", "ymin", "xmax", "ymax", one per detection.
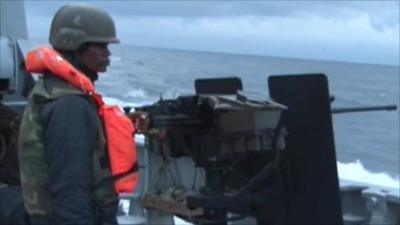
[{"xmin": 97, "ymin": 44, "xmax": 399, "ymax": 188}]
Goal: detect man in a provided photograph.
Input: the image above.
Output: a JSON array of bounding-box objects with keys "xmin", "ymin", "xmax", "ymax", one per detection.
[{"xmin": 19, "ymin": 5, "xmax": 147, "ymax": 225}]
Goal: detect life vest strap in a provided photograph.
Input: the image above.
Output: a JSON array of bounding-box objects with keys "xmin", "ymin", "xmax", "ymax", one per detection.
[{"xmin": 94, "ymin": 162, "xmax": 139, "ymax": 191}]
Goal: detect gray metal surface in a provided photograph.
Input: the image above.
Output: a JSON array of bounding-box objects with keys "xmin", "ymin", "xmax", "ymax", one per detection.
[
  {"xmin": 340, "ymin": 179, "xmax": 400, "ymax": 225},
  {"xmin": 0, "ymin": 0, "xmax": 28, "ymax": 39},
  {"xmin": 269, "ymin": 74, "xmax": 343, "ymax": 224},
  {"xmin": 0, "ymin": 37, "xmax": 16, "ymax": 83}
]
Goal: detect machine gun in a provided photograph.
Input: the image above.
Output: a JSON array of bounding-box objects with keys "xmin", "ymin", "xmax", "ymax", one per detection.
[
  {"xmin": 136, "ymin": 92, "xmax": 288, "ymax": 224},
  {"xmin": 137, "ymin": 94, "xmax": 287, "ymax": 155},
  {"xmin": 133, "ymin": 75, "xmax": 398, "ymax": 225}
]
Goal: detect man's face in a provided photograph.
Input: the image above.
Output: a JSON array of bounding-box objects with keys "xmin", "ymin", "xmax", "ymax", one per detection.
[{"xmin": 78, "ymin": 43, "xmax": 111, "ymax": 73}]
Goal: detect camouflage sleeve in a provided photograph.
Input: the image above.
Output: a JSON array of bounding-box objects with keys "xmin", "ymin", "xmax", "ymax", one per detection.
[{"xmin": 40, "ymin": 95, "xmax": 98, "ymax": 225}]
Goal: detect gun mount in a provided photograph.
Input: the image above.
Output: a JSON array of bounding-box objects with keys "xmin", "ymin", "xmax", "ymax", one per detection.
[
  {"xmin": 132, "ymin": 75, "xmax": 363, "ymax": 225},
  {"xmin": 136, "ymin": 93, "xmax": 288, "ymax": 223}
]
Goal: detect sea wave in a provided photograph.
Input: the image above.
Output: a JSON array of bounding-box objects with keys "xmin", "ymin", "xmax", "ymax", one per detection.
[
  {"xmin": 337, "ymin": 160, "xmax": 399, "ymax": 189},
  {"xmin": 122, "ymin": 89, "xmax": 147, "ymax": 99},
  {"xmin": 110, "ymin": 56, "xmax": 121, "ymax": 62},
  {"xmin": 103, "ymin": 96, "xmax": 151, "ymax": 108}
]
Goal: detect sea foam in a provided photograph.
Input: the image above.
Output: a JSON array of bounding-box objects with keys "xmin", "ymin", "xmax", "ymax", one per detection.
[{"xmin": 338, "ymin": 160, "xmax": 399, "ymax": 189}]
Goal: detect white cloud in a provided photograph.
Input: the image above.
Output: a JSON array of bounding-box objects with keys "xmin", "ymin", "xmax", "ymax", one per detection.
[
  {"xmin": 114, "ymin": 14, "xmax": 398, "ymax": 64},
  {"xmin": 121, "ymin": 14, "xmax": 398, "ymax": 43},
  {"xmin": 24, "ymin": 1, "xmax": 399, "ymax": 65}
]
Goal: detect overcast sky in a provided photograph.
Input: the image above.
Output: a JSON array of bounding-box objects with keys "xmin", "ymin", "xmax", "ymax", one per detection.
[{"xmin": 24, "ymin": 1, "xmax": 399, "ymax": 65}]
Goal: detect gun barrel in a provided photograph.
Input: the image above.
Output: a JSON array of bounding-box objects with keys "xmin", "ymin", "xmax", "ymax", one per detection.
[{"xmin": 332, "ymin": 105, "xmax": 398, "ymax": 114}]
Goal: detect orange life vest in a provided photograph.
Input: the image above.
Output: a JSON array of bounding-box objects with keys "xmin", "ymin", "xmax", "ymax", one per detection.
[{"xmin": 25, "ymin": 46, "xmax": 138, "ymax": 193}]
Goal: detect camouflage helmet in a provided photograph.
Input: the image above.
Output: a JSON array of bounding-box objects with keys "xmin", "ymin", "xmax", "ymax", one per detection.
[{"xmin": 49, "ymin": 5, "xmax": 120, "ymax": 50}]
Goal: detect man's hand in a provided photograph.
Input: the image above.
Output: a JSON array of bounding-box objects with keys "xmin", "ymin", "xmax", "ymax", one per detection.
[{"xmin": 126, "ymin": 111, "xmax": 150, "ymax": 134}]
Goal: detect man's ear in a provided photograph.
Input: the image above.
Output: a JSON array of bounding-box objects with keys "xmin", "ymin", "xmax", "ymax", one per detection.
[
  {"xmin": 76, "ymin": 43, "xmax": 92, "ymax": 56},
  {"xmin": 74, "ymin": 51, "xmax": 82, "ymax": 60}
]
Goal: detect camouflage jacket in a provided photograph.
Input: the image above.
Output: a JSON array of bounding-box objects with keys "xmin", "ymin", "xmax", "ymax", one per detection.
[{"xmin": 19, "ymin": 75, "xmax": 117, "ymax": 224}]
